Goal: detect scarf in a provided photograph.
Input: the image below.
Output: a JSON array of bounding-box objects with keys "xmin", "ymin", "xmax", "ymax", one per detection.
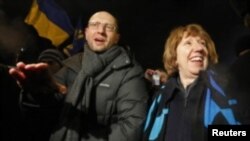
[
  {"xmin": 143, "ymin": 70, "xmax": 239, "ymax": 141},
  {"xmin": 50, "ymin": 45, "xmax": 121, "ymax": 141}
]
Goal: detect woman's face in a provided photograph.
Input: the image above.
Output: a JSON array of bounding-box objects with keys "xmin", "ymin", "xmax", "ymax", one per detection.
[{"xmin": 176, "ymin": 33, "xmax": 209, "ymax": 78}]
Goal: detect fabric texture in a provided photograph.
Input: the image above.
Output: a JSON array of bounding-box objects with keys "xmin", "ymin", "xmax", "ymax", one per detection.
[{"xmin": 51, "ymin": 45, "xmax": 122, "ymax": 140}]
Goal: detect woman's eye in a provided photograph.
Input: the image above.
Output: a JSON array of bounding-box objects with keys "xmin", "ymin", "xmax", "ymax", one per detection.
[
  {"xmin": 185, "ymin": 41, "xmax": 191, "ymax": 45},
  {"xmin": 199, "ymin": 40, "xmax": 206, "ymax": 45}
]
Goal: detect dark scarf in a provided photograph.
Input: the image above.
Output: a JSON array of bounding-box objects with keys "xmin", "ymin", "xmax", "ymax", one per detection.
[
  {"xmin": 66, "ymin": 45, "xmax": 121, "ymax": 111},
  {"xmin": 50, "ymin": 45, "xmax": 121, "ymax": 141}
]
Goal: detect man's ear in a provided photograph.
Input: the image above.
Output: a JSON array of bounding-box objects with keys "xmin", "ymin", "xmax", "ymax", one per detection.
[
  {"xmin": 84, "ymin": 27, "xmax": 87, "ymax": 36},
  {"xmin": 115, "ymin": 33, "xmax": 120, "ymax": 44}
]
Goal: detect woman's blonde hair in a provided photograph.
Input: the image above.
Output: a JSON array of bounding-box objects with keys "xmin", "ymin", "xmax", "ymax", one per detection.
[{"xmin": 163, "ymin": 24, "xmax": 218, "ymax": 76}]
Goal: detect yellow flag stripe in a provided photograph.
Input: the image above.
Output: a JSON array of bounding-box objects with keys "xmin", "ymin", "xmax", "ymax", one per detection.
[{"xmin": 25, "ymin": 0, "xmax": 70, "ymax": 46}]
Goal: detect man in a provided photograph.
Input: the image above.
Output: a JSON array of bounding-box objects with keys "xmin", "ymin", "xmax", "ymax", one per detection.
[{"xmin": 9, "ymin": 11, "xmax": 148, "ymax": 141}]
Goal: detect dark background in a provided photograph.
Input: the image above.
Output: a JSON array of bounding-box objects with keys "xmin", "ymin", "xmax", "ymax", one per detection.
[
  {"xmin": 0, "ymin": 0, "xmax": 250, "ymax": 141},
  {"xmin": 1, "ymin": 0, "xmax": 250, "ymax": 68}
]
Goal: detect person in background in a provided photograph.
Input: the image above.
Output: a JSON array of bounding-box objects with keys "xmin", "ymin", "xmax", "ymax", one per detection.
[
  {"xmin": 229, "ymin": 33, "xmax": 250, "ymax": 124},
  {"xmin": 0, "ymin": 7, "xmax": 55, "ymax": 140},
  {"xmin": 38, "ymin": 48, "xmax": 66, "ymax": 74},
  {"xmin": 9, "ymin": 11, "xmax": 149, "ymax": 141},
  {"xmin": 144, "ymin": 68, "xmax": 168, "ymax": 87},
  {"xmin": 143, "ymin": 23, "xmax": 240, "ymax": 141}
]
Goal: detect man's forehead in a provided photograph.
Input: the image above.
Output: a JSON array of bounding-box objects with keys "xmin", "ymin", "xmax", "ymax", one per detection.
[{"xmin": 89, "ymin": 12, "xmax": 116, "ymax": 24}]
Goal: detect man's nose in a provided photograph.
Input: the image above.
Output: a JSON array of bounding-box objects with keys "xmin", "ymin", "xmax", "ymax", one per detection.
[{"xmin": 97, "ymin": 24, "xmax": 105, "ymax": 33}]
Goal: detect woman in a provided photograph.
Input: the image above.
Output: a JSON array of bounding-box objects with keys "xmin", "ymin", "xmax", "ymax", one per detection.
[{"xmin": 143, "ymin": 24, "xmax": 240, "ymax": 141}]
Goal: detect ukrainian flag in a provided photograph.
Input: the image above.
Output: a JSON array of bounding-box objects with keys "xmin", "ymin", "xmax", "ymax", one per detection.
[{"xmin": 25, "ymin": 0, "xmax": 74, "ymax": 47}]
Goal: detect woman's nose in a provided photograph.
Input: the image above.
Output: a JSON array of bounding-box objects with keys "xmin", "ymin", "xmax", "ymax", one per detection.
[{"xmin": 193, "ymin": 42, "xmax": 204, "ymax": 51}]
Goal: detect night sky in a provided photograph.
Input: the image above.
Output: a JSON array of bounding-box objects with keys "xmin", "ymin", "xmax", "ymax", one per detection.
[{"xmin": 1, "ymin": 0, "xmax": 249, "ymax": 68}]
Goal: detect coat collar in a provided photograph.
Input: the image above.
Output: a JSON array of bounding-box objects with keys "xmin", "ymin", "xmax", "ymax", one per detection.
[{"xmin": 62, "ymin": 46, "xmax": 133, "ymax": 73}]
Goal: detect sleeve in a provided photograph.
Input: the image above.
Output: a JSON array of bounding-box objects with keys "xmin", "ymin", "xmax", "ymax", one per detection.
[
  {"xmin": 109, "ymin": 66, "xmax": 149, "ymax": 141},
  {"xmin": 20, "ymin": 53, "xmax": 81, "ymax": 108},
  {"xmin": 20, "ymin": 70, "xmax": 64, "ymax": 109},
  {"xmin": 18, "ymin": 68, "xmax": 67, "ymax": 141}
]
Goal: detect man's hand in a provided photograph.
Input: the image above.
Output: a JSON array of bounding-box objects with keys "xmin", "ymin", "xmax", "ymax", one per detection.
[
  {"xmin": 9, "ymin": 62, "xmax": 67, "ymax": 94},
  {"xmin": 9, "ymin": 62, "xmax": 49, "ymax": 85}
]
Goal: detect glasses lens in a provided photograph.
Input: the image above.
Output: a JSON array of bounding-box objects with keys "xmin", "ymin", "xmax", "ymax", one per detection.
[{"xmin": 88, "ymin": 22, "xmax": 116, "ymax": 32}]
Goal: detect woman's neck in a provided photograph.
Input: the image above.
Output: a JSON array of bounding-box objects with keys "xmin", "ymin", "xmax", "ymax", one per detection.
[{"xmin": 178, "ymin": 73, "xmax": 198, "ymax": 89}]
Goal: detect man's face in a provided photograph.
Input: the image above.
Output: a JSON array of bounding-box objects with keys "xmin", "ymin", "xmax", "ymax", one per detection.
[{"xmin": 85, "ymin": 11, "xmax": 120, "ymax": 52}]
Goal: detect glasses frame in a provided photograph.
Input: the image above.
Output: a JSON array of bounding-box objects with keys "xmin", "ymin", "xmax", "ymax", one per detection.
[{"xmin": 88, "ymin": 21, "xmax": 117, "ymax": 32}]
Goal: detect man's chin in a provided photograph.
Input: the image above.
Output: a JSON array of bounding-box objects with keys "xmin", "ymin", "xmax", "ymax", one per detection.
[
  {"xmin": 90, "ymin": 45, "xmax": 106, "ymax": 52},
  {"xmin": 94, "ymin": 48, "xmax": 109, "ymax": 53}
]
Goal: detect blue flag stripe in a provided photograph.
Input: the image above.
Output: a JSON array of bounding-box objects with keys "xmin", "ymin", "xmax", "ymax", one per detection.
[{"xmin": 37, "ymin": 0, "xmax": 74, "ymax": 34}]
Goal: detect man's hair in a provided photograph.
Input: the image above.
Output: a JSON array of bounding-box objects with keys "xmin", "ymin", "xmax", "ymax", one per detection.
[{"xmin": 163, "ymin": 23, "xmax": 218, "ymax": 76}]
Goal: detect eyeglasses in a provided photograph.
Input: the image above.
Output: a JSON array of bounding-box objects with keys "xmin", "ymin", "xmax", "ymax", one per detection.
[{"xmin": 88, "ymin": 22, "xmax": 117, "ymax": 32}]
